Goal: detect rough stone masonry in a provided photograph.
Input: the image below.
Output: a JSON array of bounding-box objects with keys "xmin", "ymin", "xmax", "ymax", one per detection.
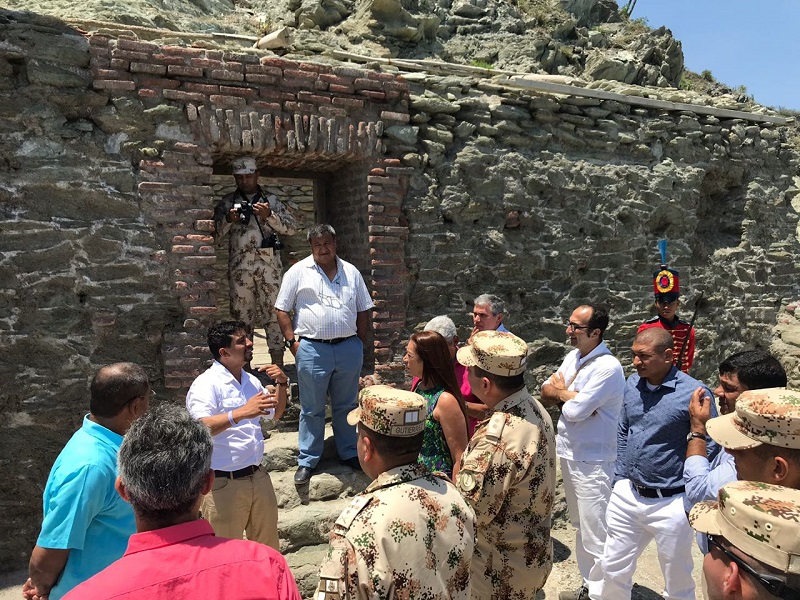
[{"xmin": 2, "ymin": 7, "xmax": 800, "ymax": 575}]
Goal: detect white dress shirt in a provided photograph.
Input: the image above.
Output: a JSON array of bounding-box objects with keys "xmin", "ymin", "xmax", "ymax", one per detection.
[
  {"xmin": 186, "ymin": 360, "xmax": 264, "ymax": 471},
  {"xmin": 274, "ymin": 254, "xmax": 373, "ymax": 340},
  {"xmin": 546, "ymin": 341, "xmax": 625, "ymax": 462}
]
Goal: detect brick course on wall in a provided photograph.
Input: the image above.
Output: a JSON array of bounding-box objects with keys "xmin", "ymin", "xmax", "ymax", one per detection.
[{"xmin": 86, "ymin": 36, "xmax": 412, "ymax": 388}]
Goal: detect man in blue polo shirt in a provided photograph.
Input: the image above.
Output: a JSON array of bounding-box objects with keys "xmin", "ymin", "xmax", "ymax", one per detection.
[{"xmin": 23, "ymin": 363, "xmax": 150, "ymax": 600}]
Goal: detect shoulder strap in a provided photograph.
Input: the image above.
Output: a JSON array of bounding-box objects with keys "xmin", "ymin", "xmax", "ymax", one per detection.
[
  {"xmin": 334, "ymin": 495, "xmax": 372, "ymax": 530},
  {"xmin": 485, "ymin": 412, "xmax": 506, "ymax": 443}
]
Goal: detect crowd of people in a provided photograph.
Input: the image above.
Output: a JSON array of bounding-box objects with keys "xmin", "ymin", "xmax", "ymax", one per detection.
[{"xmin": 22, "ymin": 158, "xmax": 800, "ymax": 600}]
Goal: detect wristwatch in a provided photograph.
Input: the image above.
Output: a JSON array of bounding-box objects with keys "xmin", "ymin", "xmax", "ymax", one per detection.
[
  {"xmin": 686, "ymin": 431, "xmax": 706, "ymax": 441},
  {"xmin": 284, "ymin": 338, "xmax": 296, "ymax": 349}
]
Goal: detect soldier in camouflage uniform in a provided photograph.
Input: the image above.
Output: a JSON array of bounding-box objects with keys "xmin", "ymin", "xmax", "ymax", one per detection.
[
  {"xmin": 705, "ymin": 387, "xmax": 800, "ymax": 489},
  {"xmin": 455, "ymin": 330, "xmax": 556, "ymax": 600},
  {"xmin": 214, "ymin": 157, "xmax": 296, "ymax": 366},
  {"xmin": 689, "ymin": 480, "xmax": 800, "ymax": 599},
  {"xmin": 316, "ymin": 385, "xmax": 475, "ymax": 600}
]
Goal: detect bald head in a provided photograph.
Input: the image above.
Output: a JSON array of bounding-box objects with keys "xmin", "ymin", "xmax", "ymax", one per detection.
[
  {"xmin": 635, "ymin": 327, "xmax": 673, "ymax": 353},
  {"xmin": 90, "ymin": 363, "xmax": 150, "ymax": 418},
  {"xmin": 632, "ymin": 328, "xmax": 674, "ymax": 385}
]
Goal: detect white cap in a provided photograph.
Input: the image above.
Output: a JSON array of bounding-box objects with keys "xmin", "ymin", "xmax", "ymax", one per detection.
[{"xmin": 232, "ymin": 157, "xmax": 257, "ymax": 175}]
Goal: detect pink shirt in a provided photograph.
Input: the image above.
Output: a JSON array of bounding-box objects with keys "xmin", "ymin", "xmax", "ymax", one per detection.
[
  {"xmin": 63, "ymin": 519, "xmax": 301, "ymax": 600},
  {"xmin": 412, "ymin": 361, "xmax": 480, "ymax": 437}
]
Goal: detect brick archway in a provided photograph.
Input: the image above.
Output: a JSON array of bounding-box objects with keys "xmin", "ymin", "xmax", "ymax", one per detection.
[{"xmin": 89, "ymin": 37, "xmax": 412, "ymax": 387}]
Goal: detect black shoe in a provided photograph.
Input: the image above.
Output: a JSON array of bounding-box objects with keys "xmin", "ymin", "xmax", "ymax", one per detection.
[
  {"xmin": 294, "ymin": 466, "xmax": 313, "ymax": 485},
  {"xmin": 558, "ymin": 585, "xmax": 588, "ymax": 600},
  {"xmin": 339, "ymin": 456, "xmax": 363, "ymax": 471}
]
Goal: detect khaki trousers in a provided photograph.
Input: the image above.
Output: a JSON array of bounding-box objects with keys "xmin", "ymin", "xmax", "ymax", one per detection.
[{"xmin": 201, "ymin": 467, "xmax": 279, "ymax": 550}]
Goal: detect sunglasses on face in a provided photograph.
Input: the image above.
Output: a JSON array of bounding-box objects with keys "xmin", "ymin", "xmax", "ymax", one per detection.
[{"xmin": 708, "ymin": 535, "xmax": 800, "ymax": 600}]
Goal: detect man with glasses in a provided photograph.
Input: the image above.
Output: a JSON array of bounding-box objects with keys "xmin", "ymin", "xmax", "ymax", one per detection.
[
  {"xmin": 24, "ymin": 363, "xmax": 151, "ymax": 600},
  {"xmin": 637, "ymin": 255, "xmax": 695, "ymax": 373},
  {"xmin": 275, "ymin": 224, "xmax": 374, "ymax": 485},
  {"xmin": 541, "ymin": 305, "xmax": 625, "ymax": 600},
  {"xmin": 592, "ymin": 327, "xmax": 720, "ymax": 600},
  {"xmin": 689, "ymin": 480, "xmax": 800, "ymax": 600},
  {"xmin": 186, "ymin": 321, "xmax": 289, "ymax": 550}
]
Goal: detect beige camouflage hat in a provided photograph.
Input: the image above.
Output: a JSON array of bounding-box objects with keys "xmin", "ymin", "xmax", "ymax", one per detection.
[
  {"xmin": 232, "ymin": 156, "xmax": 257, "ymax": 174},
  {"xmin": 347, "ymin": 385, "xmax": 427, "ymax": 437},
  {"xmin": 689, "ymin": 480, "xmax": 800, "ymax": 574},
  {"xmin": 706, "ymin": 387, "xmax": 800, "ymax": 450},
  {"xmin": 456, "ymin": 330, "xmax": 528, "ymax": 376}
]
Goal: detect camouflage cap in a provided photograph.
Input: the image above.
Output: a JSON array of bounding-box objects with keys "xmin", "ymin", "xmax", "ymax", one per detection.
[
  {"xmin": 347, "ymin": 385, "xmax": 427, "ymax": 437},
  {"xmin": 232, "ymin": 156, "xmax": 257, "ymax": 174},
  {"xmin": 456, "ymin": 330, "xmax": 528, "ymax": 376},
  {"xmin": 706, "ymin": 387, "xmax": 800, "ymax": 450},
  {"xmin": 689, "ymin": 480, "xmax": 800, "ymax": 574}
]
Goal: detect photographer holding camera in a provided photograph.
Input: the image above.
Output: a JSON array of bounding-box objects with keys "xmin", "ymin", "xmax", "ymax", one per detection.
[{"xmin": 214, "ymin": 157, "xmax": 296, "ymax": 367}]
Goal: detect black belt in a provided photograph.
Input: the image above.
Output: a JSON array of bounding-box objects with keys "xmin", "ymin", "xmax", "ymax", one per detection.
[
  {"xmin": 633, "ymin": 483, "xmax": 685, "ymax": 499},
  {"xmin": 214, "ymin": 465, "xmax": 259, "ymax": 479},
  {"xmin": 299, "ymin": 335, "xmax": 356, "ymax": 345}
]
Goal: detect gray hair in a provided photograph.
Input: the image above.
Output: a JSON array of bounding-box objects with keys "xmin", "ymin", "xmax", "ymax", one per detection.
[
  {"xmin": 424, "ymin": 315, "xmax": 457, "ymax": 343},
  {"xmin": 474, "ymin": 293, "xmax": 505, "ymax": 317},
  {"xmin": 118, "ymin": 404, "xmax": 213, "ymax": 523},
  {"xmin": 306, "ymin": 223, "xmax": 336, "ymax": 241}
]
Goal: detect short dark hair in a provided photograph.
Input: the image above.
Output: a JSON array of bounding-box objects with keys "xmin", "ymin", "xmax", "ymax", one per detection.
[
  {"xmin": 719, "ymin": 350, "xmax": 787, "ymax": 390},
  {"xmin": 90, "ymin": 363, "xmax": 150, "ymax": 418},
  {"xmin": 472, "ymin": 365, "xmax": 525, "ymax": 393},
  {"xmin": 207, "ymin": 321, "xmax": 248, "ymax": 360},
  {"xmin": 119, "ymin": 404, "xmax": 213, "ymax": 526},
  {"xmin": 586, "ymin": 304, "xmax": 610, "ymax": 338},
  {"xmin": 751, "ymin": 443, "xmax": 800, "ymax": 470},
  {"xmin": 359, "ymin": 424, "xmax": 424, "ymax": 458}
]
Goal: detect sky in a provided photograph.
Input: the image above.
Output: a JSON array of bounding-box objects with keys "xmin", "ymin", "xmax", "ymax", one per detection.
[{"xmin": 630, "ymin": 0, "xmax": 800, "ymax": 110}]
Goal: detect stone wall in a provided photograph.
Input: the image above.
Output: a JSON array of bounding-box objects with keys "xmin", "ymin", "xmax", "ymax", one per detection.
[
  {"xmin": 3, "ymin": 6, "xmax": 800, "ymax": 575},
  {"xmin": 394, "ymin": 76, "xmax": 800, "ymax": 385}
]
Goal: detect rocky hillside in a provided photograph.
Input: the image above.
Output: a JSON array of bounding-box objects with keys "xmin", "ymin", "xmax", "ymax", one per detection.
[{"xmin": 5, "ymin": 0, "xmax": 771, "ymax": 114}]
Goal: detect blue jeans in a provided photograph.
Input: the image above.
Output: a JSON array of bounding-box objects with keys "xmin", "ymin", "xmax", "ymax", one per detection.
[{"xmin": 295, "ymin": 336, "xmax": 362, "ymax": 468}]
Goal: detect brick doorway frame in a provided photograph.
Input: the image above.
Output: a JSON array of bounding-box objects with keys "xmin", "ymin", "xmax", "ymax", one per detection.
[{"xmin": 89, "ymin": 37, "xmax": 412, "ymax": 388}]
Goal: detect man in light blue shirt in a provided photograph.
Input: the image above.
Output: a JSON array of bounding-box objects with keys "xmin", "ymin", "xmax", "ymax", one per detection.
[
  {"xmin": 683, "ymin": 350, "xmax": 786, "ymax": 550},
  {"xmin": 23, "ymin": 363, "xmax": 150, "ymax": 600}
]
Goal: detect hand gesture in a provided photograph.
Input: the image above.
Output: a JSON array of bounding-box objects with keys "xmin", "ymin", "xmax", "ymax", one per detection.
[
  {"xmin": 258, "ymin": 364, "xmax": 288, "ymax": 384},
  {"xmin": 22, "ymin": 578, "xmax": 47, "ymax": 600},
  {"xmin": 240, "ymin": 389, "xmax": 277, "ymax": 420},
  {"xmin": 688, "ymin": 387, "xmax": 712, "ymax": 434}
]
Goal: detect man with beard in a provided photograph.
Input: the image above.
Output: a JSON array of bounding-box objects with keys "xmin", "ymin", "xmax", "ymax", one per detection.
[{"xmin": 186, "ymin": 321, "xmax": 289, "ymax": 549}]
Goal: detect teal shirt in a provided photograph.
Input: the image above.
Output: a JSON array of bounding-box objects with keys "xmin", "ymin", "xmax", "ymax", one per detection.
[
  {"xmin": 414, "ymin": 385, "xmax": 454, "ymax": 477},
  {"xmin": 37, "ymin": 415, "xmax": 135, "ymax": 599}
]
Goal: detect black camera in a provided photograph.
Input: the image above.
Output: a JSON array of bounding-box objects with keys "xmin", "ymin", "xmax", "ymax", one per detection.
[
  {"xmin": 232, "ymin": 199, "xmax": 256, "ymax": 225},
  {"xmin": 261, "ymin": 232, "xmax": 284, "ymax": 250}
]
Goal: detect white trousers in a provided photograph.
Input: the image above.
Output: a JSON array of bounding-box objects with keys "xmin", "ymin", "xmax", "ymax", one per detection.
[
  {"xmin": 590, "ymin": 479, "xmax": 695, "ymax": 600},
  {"xmin": 560, "ymin": 457, "xmax": 614, "ymax": 588}
]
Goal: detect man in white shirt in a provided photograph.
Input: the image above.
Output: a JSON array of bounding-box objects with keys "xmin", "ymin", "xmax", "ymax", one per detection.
[
  {"xmin": 186, "ymin": 321, "xmax": 289, "ymax": 549},
  {"xmin": 541, "ymin": 304, "xmax": 625, "ymax": 600},
  {"xmin": 275, "ymin": 224, "xmax": 374, "ymax": 485}
]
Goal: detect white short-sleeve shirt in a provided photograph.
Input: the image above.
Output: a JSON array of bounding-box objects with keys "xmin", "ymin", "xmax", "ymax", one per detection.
[
  {"xmin": 274, "ymin": 255, "xmax": 374, "ymax": 340},
  {"xmin": 186, "ymin": 361, "xmax": 264, "ymax": 471}
]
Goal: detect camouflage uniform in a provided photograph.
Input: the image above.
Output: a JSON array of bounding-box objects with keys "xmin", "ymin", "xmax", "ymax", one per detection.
[
  {"xmin": 455, "ymin": 331, "xmax": 557, "ymax": 600},
  {"xmin": 214, "ymin": 188, "xmax": 296, "ymax": 353},
  {"xmin": 690, "ymin": 480, "xmax": 800, "ymax": 582},
  {"xmin": 316, "ymin": 386, "xmax": 476, "ymax": 600}
]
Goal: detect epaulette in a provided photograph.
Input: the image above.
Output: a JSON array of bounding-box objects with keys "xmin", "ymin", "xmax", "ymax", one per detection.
[
  {"xmin": 643, "ymin": 316, "xmax": 659, "ymax": 324},
  {"xmin": 485, "ymin": 412, "xmax": 506, "ymax": 444},
  {"xmin": 333, "ymin": 495, "xmax": 372, "ymax": 531}
]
